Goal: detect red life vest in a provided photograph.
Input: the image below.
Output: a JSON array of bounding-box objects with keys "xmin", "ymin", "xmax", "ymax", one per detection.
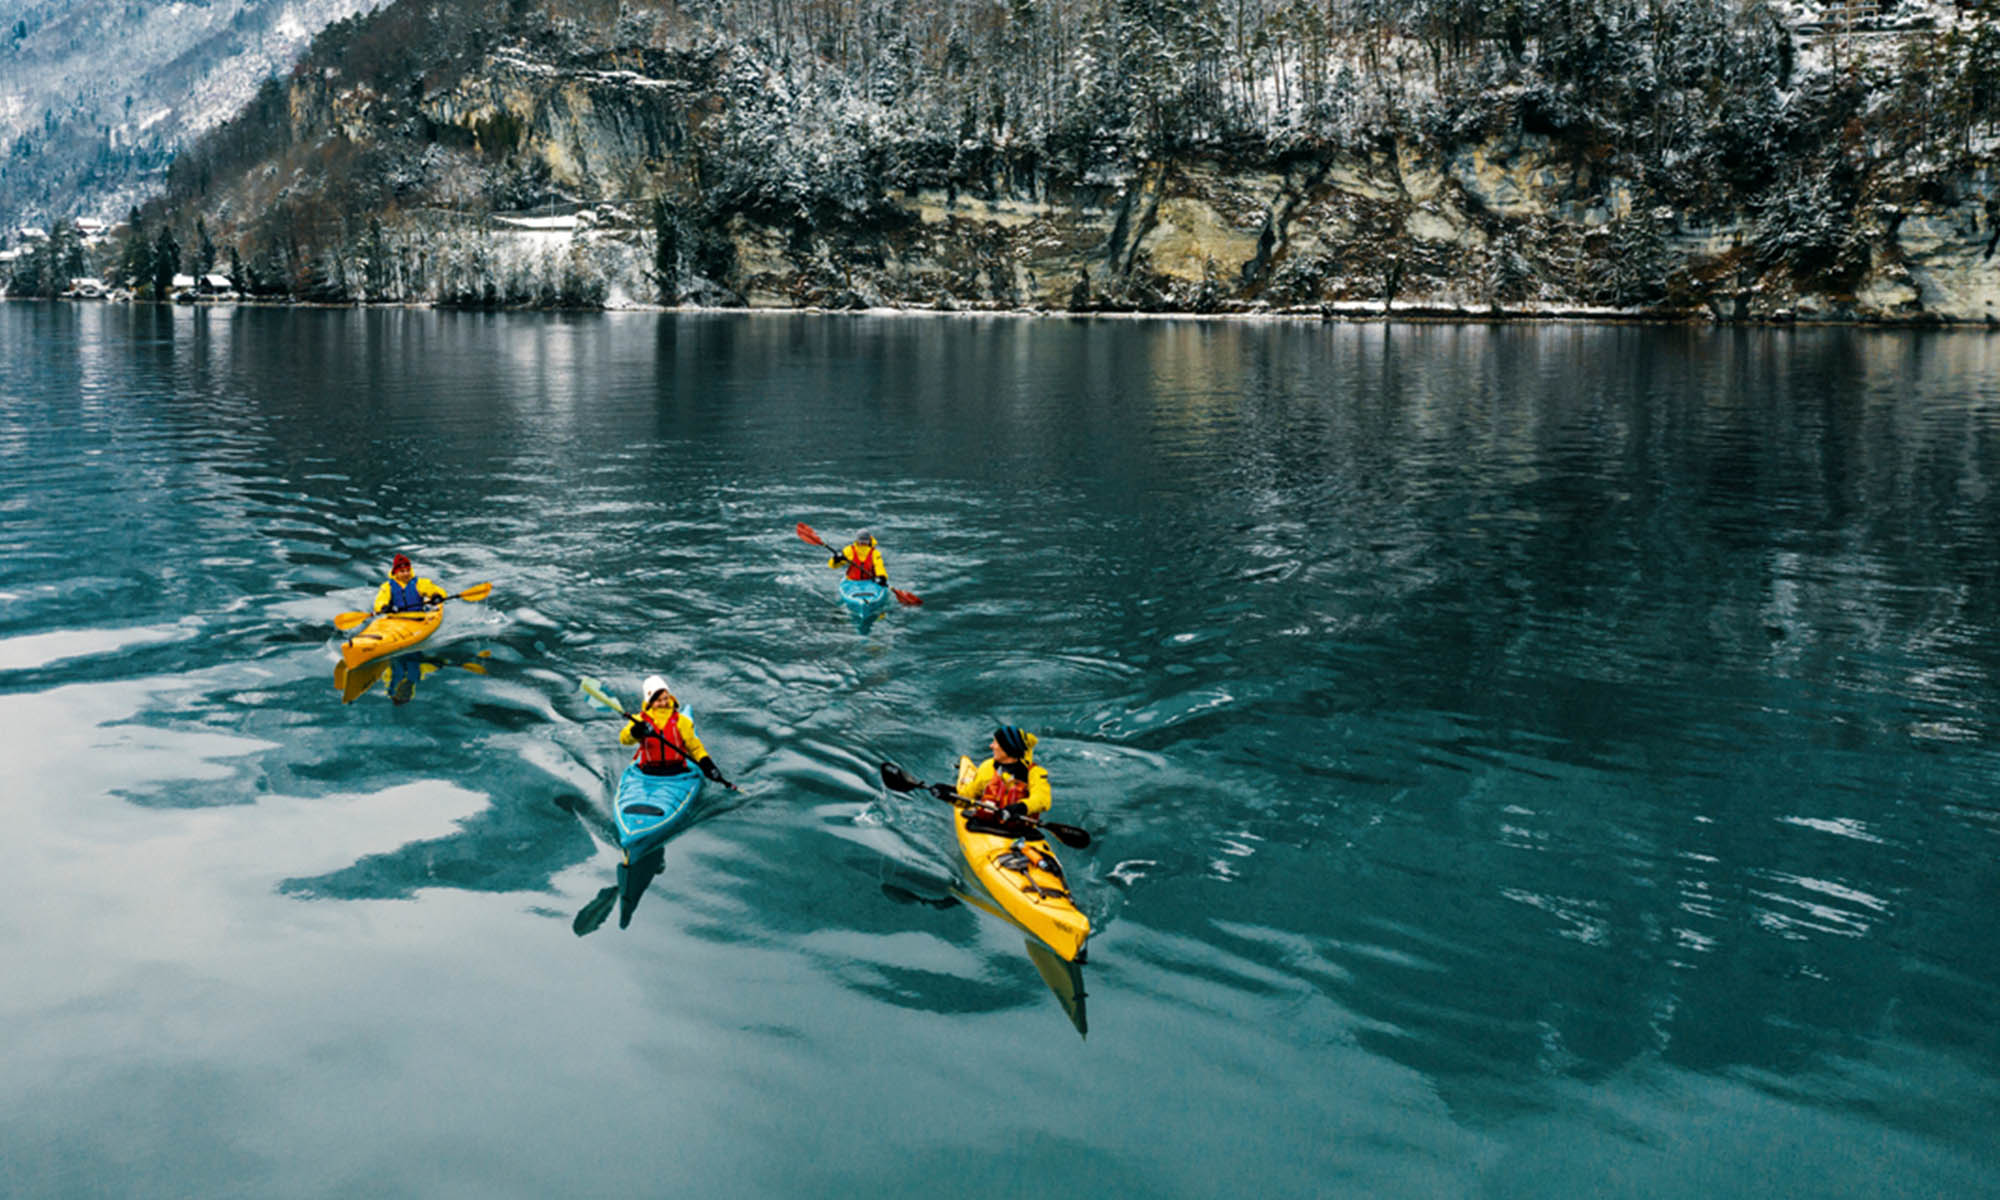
[
  {"xmin": 845, "ymin": 544, "xmax": 878, "ymax": 581},
  {"xmin": 633, "ymin": 709, "xmax": 691, "ymax": 772},
  {"xmin": 981, "ymin": 764, "xmax": 1030, "ymax": 806}
]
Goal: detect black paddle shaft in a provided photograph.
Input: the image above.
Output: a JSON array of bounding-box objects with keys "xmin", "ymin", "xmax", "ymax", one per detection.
[{"xmin": 878, "ymin": 761, "xmax": 1091, "ymax": 849}]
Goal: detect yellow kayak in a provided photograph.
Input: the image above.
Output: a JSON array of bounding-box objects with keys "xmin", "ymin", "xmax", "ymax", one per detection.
[
  {"xmin": 339, "ymin": 607, "xmax": 442, "ymax": 669},
  {"xmin": 954, "ymin": 756, "xmax": 1091, "ymax": 962}
]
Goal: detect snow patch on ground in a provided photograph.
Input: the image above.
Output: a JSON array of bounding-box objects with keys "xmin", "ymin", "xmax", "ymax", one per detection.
[
  {"xmin": 493, "ymin": 229, "xmax": 575, "ymax": 251},
  {"xmin": 493, "ymin": 215, "xmax": 579, "ymax": 231}
]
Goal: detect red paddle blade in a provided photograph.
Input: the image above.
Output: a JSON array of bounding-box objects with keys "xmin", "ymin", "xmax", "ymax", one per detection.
[
  {"xmin": 796, "ymin": 521, "xmax": 825, "ymax": 547},
  {"xmin": 892, "ymin": 588, "xmax": 923, "ymax": 607}
]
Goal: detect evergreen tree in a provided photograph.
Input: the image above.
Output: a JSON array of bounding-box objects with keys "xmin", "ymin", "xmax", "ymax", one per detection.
[
  {"xmin": 1953, "ymin": 19, "xmax": 2000, "ymax": 147},
  {"xmin": 38, "ymin": 224, "xmax": 69, "ymax": 295},
  {"xmin": 121, "ymin": 216, "xmax": 153, "ymax": 292},
  {"xmin": 10, "ymin": 225, "xmax": 77, "ymax": 298},
  {"xmin": 1591, "ymin": 208, "xmax": 1669, "ymax": 306},
  {"xmin": 152, "ymin": 226, "xmax": 180, "ymax": 298},
  {"xmin": 56, "ymin": 219, "xmax": 86, "ymax": 282},
  {"xmin": 8, "ymin": 240, "xmax": 46, "ymax": 297},
  {"xmin": 195, "ymin": 217, "xmax": 216, "ymax": 275}
]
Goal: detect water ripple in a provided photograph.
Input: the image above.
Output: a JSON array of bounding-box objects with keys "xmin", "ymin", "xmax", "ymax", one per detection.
[{"xmin": 7, "ymin": 308, "xmax": 2000, "ymax": 1195}]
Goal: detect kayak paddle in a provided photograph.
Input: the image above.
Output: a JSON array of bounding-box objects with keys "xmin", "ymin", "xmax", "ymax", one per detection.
[
  {"xmin": 879, "ymin": 760, "xmax": 1092, "ymax": 849},
  {"xmin": 333, "ymin": 581, "xmax": 495, "ymax": 631},
  {"xmin": 796, "ymin": 522, "xmax": 922, "ymax": 607},
  {"xmin": 580, "ymin": 676, "xmax": 739, "ymax": 791},
  {"xmin": 580, "ymin": 675, "xmax": 636, "ymax": 718}
]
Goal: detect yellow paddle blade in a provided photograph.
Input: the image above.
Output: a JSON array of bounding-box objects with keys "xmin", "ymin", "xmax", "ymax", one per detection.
[
  {"xmin": 455, "ymin": 582, "xmax": 494, "ymax": 603},
  {"xmin": 579, "ymin": 676, "xmax": 627, "ymax": 716},
  {"xmin": 333, "ymin": 609, "xmax": 372, "ymax": 631}
]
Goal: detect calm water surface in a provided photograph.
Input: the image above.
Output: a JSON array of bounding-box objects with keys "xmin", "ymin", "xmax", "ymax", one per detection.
[{"xmin": 3, "ymin": 304, "xmax": 1998, "ymax": 1197}]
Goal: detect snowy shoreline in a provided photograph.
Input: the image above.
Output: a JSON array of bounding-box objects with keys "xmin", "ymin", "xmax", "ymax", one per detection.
[{"xmin": 7, "ymin": 293, "xmax": 1987, "ymax": 329}]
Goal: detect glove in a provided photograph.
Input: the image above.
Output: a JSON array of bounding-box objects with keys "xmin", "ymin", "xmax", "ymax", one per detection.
[
  {"xmin": 697, "ymin": 756, "xmax": 727, "ymax": 785},
  {"xmin": 627, "ymin": 717, "xmax": 652, "ymax": 740},
  {"xmin": 999, "ymin": 802, "xmax": 1028, "ymax": 820},
  {"xmin": 830, "ymin": 555, "xmax": 848, "ymax": 567},
  {"xmin": 874, "ymin": 576, "xmax": 887, "ymax": 587},
  {"xmin": 929, "ymin": 782, "xmax": 959, "ymax": 801}
]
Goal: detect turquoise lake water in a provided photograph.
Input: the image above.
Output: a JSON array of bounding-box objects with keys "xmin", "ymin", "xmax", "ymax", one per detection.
[{"xmin": 3, "ymin": 303, "xmax": 1998, "ymax": 1197}]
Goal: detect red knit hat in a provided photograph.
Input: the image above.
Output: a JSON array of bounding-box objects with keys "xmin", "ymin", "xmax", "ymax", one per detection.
[{"xmin": 391, "ymin": 554, "xmax": 412, "ymax": 572}]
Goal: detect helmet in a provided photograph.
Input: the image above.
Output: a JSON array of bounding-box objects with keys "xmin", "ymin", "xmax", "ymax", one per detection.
[
  {"xmin": 641, "ymin": 674, "xmax": 672, "ymax": 706},
  {"xmin": 854, "ymin": 529, "xmax": 874, "ymax": 544},
  {"xmin": 994, "ymin": 725, "xmax": 1029, "ymax": 757}
]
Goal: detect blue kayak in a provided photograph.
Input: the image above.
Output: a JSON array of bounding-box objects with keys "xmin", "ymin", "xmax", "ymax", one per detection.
[
  {"xmin": 611, "ymin": 762, "xmax": 704, "ymax": 861},
  {"xmin": 839, "ymin": 578, "xmax": 890, "ymax": 617}
]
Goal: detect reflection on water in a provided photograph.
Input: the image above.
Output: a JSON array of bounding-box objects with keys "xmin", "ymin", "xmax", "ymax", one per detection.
[
  {"xmin": 334, "ymin": 648, "xmax": 492, "ymax": 704},
  {"xmin": 570, "ymin": 845, "xmax": 670, "ymax": 935},
  {"xmin": 847, "ymin": 601, "xmax": 886, "ymax": 636},
  {"xmin": 4, "ymin": 305, "xmax": 1999, "ymax": 1195},
  {"xmin": 876, "ymin": 859, "xmax": 1090, "ymax": 1037}
]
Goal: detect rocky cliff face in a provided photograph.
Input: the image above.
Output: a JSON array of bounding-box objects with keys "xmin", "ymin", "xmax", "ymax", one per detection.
[
  {"xmin": 177, "ymin": 29, "xmax": 2000, "ymax": 323},
  {"xmin": 702, "ymin": 132, "xmax": 2000, "ymax": 322},
  {"xmin": 1866, "ymin": 168, "xmax": 2000, "ymax": 321}
]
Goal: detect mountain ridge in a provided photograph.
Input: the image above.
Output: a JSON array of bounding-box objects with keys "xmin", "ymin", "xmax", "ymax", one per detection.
[
  {"xmin": 17, "ymin": 0, "xmax": 2000, "ymax": 319},
  {"xmin": 1, "ymin": 0, "xmax": 388, "ymax": 222}
]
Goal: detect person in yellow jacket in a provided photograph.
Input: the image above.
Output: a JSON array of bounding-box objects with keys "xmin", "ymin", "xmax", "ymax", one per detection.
[
  {"xmin": 374, "ymin": 553, "xmax": 449, "ymax": 613},
  {"xmin": 934, "ymin": 725, "xmax": 1050, "ymax": 820},
  {"xmin": 619, "ymin": 674, "xmax": 735, "ymax": 788},
  {"xmin": 828, "ymin": 530, "xmax": 888, "ymax": 587}
]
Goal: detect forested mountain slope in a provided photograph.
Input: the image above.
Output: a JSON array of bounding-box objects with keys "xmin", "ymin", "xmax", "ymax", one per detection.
[
  {"xmin": 0, "ymin": 0, "xmax": 389, "ymax": 222},
  {"xmin": 119, "ymin": 0, "xmax": 2000, "ymax": 316}
]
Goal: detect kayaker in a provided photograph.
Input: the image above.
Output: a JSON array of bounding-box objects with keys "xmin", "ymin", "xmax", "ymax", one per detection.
[
  {"xmin": 374, "ymin": 554, "xmax": 449, "ymax": 613},
  {"xmin": 827, "ymin": 530, "xmax": 888, "ymax": 588},
  {"xmin": 620, "ymin": 674, "xmax": 734, "ymax": 787},
  {"xmin": 934, "ymin": 725, "xmax": 1051, "ymax": 821}
]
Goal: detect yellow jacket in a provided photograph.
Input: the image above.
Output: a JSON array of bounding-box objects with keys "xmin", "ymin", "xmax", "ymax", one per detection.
[
  {"xmin": 618, "ymin": 701, "xmax": 710, "ymax": 761},
  {"xmin": 829, "ymin": 541, "xmax": 887, "ymax": 583},
  {"xmin": 375, "ymin": 576, "xmax": 448, "ymax": 612},
  {"xmin": 955, "ymin": 738, "xmax": 1051, "ymax": 816}
]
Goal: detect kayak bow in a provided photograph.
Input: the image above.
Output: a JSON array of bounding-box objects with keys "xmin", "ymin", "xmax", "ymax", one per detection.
[
  {"xmin": 339, "ymin": 607, "xmax": 442, "ymax": 669},
  {"xmin": 611, "ymin": 762, "xmax": 705, "ymax": 863},
  {"xmin": 839, "ymin": 578, "xmax": 890, "ymax": 618}
]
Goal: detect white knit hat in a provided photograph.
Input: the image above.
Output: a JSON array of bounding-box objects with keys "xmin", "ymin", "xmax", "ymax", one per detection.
[{"xmin": 640, "ymin": 675, "xmax": 671, "ymax": 705}]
